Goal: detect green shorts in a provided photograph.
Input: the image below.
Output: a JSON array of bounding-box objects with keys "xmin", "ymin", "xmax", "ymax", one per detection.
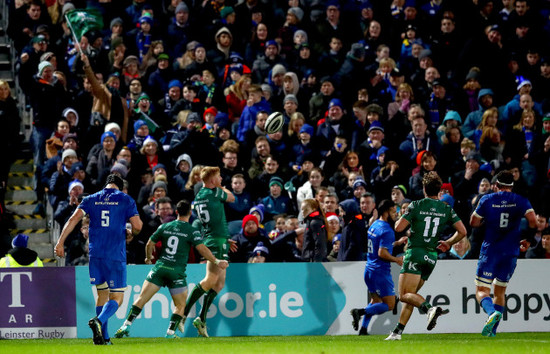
[
  {"xmin": 203, "ymin": 238, "xmax": 229, "ymax": 261},
  {"xmin": 146, "ymin": 264, "xmax": 187, "ymax": 289},
  {"xmin": 400, "ymin": 248, "xmax": 438, "ymax": 280}
]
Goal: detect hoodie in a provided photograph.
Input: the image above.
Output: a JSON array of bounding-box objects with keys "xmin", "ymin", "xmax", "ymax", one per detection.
[{"xmin": 337, "ymin": 199, "xmax": 368, "ymax": 261}]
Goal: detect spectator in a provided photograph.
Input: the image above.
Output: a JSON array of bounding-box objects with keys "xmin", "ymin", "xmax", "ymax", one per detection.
[
  {"xmin": 337, "ymin": 199, "xmax": 368, "ymax": 261},
  {"xmin": 0, "ymin": 234, "xmax": 43, "ymax": 267},
  {"xmin": 300, "ymin": 198, "xmax": 328, "ymax": 262},
  {"xmin": 230, "ymin": 214, "xmax": 270, "ymax": 263}
]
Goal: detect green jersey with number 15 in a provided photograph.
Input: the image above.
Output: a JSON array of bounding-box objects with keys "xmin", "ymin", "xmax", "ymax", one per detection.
[
  {"xmin": 193, "ymin": 187, "xmax": 229, "ymax": 240},
  {"xmin": 402, "ymin": 198, "xmax": 461, "ymax": 251}
]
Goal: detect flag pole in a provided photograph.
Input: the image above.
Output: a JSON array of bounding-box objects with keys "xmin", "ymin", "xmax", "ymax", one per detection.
[{"xmin": 65, "ymin": 13, "xmax": 84, "ymax": 56}]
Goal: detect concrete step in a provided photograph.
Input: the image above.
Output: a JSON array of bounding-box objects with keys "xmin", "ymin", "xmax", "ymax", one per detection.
[
  {"xmin": 25, "ymin": 231, "xmax": 51, "ymax": 245},
  {"xmin": 5, "ymin": 188, "xmax": 36, "ymax": 200},
  {"xmin": 5, "ymin": 201, "xmax": 38, "ymax": 215},
  {"xmin": 10, "ymin": 160, "xmax": 33, "ymax": 173},
  {"xmin": 34, "ymin": 243, "xmax": 54, "ymax": 259},
  {"xmin": 13, "ymin": 215, "xmax": 48, "ymax": 229},
  {"xmin": 7, "ymin": 175, "xmax": 33, "ymax": 187}
]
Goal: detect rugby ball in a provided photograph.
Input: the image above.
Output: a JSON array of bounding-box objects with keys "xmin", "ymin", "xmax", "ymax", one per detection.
[{"xmin": 265, "ymin": 112, "xmax": 284, "ymax": 134}]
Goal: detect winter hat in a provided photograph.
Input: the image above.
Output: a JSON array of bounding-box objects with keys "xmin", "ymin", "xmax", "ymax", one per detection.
[
  {"xmin": 136, "ymin": 93, "xmax": 151, "ymax": 104},
  {"xmin": 377, "ymin": 146, "xmax": 389, "ymax": 159},
  {"xmin": 176, "ymin": 2, "xmax": 189, "ymax": 13},
  {"xmin": 215, "ymin": 27, "xmax": 232, "ymax": 40},
  {"xmin": 62, "ymin": 149, "xmax": 77, "ymax": 162},
  {"xmin": 105, "ymin": 122, "xmax": 121, "ymax": 134},
  {"xmin": 134, "ymin": 119, "xmax": 147, "ymax": 132},
  {"xmin": 441, "ymin": 183, "xmax": 454, "ymax": 196},
  {"xmin": 294, "ymin": 30, "xmax": 308, "ymax": 43},
  {"xmin": 176, "ymin": 154, "xmax": 193, "ymax": 171},
  {"xmin": 416, "ymin": 150, "xmax": 427, "ymax": 166},
  {"xmin": 466, "ymin": 152, "xmax": 483, "ymax": 164},
  {"xmin": 392, "ymin": 184, "xmax": 408, "ymax": 196},
  {"xmin": 440, "ymin": 193, "xmax": 455, "ymax": 208},
  {"xmin": 123, "ymin": 55, "xmax": 139, "ymax": 67},
  {"xmin": 368, "ymin": 121, "xmax": 384, "ymax": 133},
  {"xmin": 269, "ymin": 176, "xmax": 284, "ymax": 188},
  {"xmin": 68, "ymin": 180, "xmax": 84, "ymax": 194},
  {"xmin": 37, "ymin": 61, "xmax": 53, "ymax": 76},
  {"xmin": 328, "ymin": 98, "xmax": 343, "ymax": 109},
  {"xmin": 517, "ymin": 79, "xmax": 532, "ymax": 91},
  {"xmin": 266, "ymin": 39, "xmax": 278, "ymax": 48},
  {"xmin": 168, "ymin": 79, "xmax": 183, "ymax": 89},
  {"xmin": 271, "ymin": 64, "xmax": 287, "ymax": 79},
  {"xmin": 419, "ymin": 49, "xmax": 432, "ymax": 60},
  {"xmin": 62, "ymin": 3, "xmax": 76, "ymax": 16},
  {"xmin": 140, "ymin": 14, "xmax": 154, "ymax": 25},
  {"xmin": 143, "ymin": 136, "xmax": 158, "ymax": 147},
  {"xmin": 214, "ymin": 112, "xmax": 229, "ymax": 128},
  {"xmin": 220, "ymin": 6, "xmax": 235, "ymax": 19},
  {"xmin": 157, "ymin": 53, "xmax": 170, "ymax": 61},
  {"xmin": 187, "ymin": 112, "xmax": 201, "ymax": 124},
  {"xmin": 69, "ymin": 161, "xmax": 84, "ymax": 175},
  {"xmin": 261, "ymin": 84, "xmax": 272, "ymax": 94},
  {"xmin": 203, "ymin": 106, "xmax": 218, "ymax": 120},
  {"xmin": 110, "ymin": 17, "xmax": 123, "ymax": 29},
  {"xmin": 110, "ymin": 160, "xmax": 129, "ymax": 178},
  {"xmin": 151, "ymin": 180, "xmax": 168, "ymax": 194},
  {"xmin": 11, "ymin": 234, "xmax": 29, "ymax": 248},
  {"xmin": 62, "ymin": 133, "xmax": 78, "ymax": 144},
  {"xmin": 242, "ymin": 214, "xmax": 259, "ymax": 228},
  {"xmin": 249, "ymin": 204, "xmax": 265, "ymax": 223},
  {"xmin": 366, "ymin": 103, "xmax": 384, "ymax": 116},
  {"xmin": 353, "ymin": 177, "xmax": 368, "ymax": 190},
  {"xmin": 347, "ymin": 43, "xmax": 366, "ymax": 60},
  {"xmin": 284, "ymin": 94, "xmax": 298, "ymax": 105},
  {"xmin": 152, "ymin": 163, "xmax": 166, "ymax": 174},
  {"xmin": 32, "ymin": 34, "xmax": 47, "ymax": 44},
  {"xmin": 300, "ymin": 124, "xmax": 314, "ymax": 136},
  {"xmin": 101, "ymin": 131, "xmax": 117, "ymax": 144},
  {"xmin": 332, "ymin": 233, "xmax": 341, "ymax": 244},
  {"xmin": 465, "ymin": 67, "xmax": 481, "ymax": 81},
  {"xmin": 326, "ymin": 212, "xmax": 339, "ymax": 222},
  {"xmin": 40, "ymin": 51, "xmax": 55, "ymax": 63},
  {"xmin": 288, "ymin": 7, "xmax": 304, "ymax": 22},
  {"xmin": 253, "ymin": 242, "xmax": 269, "ymax": 257},
  {"xmin": 442, "ymin": 110, "xmax": 462, "ymax": 124}
]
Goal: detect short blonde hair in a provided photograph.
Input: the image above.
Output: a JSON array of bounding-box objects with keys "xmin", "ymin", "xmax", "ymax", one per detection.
[{"xmin": 200, "ymin": 166, "xmax": 220, "ymax": 182}]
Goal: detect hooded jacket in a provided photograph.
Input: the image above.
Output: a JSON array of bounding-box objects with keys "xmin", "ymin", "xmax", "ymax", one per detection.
[{"xmin": 337, "ymin": 199, "xmax": 368, "ymax": 261}]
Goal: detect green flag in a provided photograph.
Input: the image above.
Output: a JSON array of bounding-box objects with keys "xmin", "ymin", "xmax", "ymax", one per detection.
[{"xmin": 65, "ymin": 9, "xmax": 104, "ymax": 41}]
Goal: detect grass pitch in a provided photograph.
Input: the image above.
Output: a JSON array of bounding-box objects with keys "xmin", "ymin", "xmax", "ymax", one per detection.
[{"xmin": 2, "ymin": 333, "xmax": 549, "ymax": 354}]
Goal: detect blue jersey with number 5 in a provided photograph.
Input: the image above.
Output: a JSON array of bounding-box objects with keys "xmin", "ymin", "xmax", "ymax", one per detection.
[
  {"xmin": 78, "ymin": 188, "xmax": 139, "ymax": 261},
  {"xmin": 474, "ymin": 191, "xmax": 533, "ymax": 256}
]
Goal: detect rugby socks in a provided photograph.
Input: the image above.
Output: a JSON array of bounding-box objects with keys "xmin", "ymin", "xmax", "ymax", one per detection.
[
  {"xmin": 492, "ymin": 304, "xmax": 504, "ymax": 334},
  {"xmin": 96, "ymin": 306, "xmax": 109, "ymax": 340},
  {"xmin": 419, "ymin": 301, "xmax": 432, "ymax": 313},
  {"xmin": 168, "ymin": 314, "xmax": 183, "ymax": 334},
  {"xmin": 184, "ymin": 284, "xmax": 207, "ymax": 317},
  {"xmin": 98, "ymin": 300, "xmax": 119, "ymax": 328},
  {"xmin": 124, "ymin": 305, "xmax": 142, "ymax": 326},
  {"xmin": 200, "ymin": 289, "xmax": 218, "ymax": 322},
  {"xmin": 392, "ymin": 322, "xmax": 406, "ymax": 335},
  {"xmin": 361, "ymin": 303, "xmax": 389, "ymax": 330},
  {"xmin": 480, "ymin": 296, "xmax": 495, "ymax": 315}
]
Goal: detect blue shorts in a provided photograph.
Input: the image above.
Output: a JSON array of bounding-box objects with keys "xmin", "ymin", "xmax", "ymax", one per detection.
[
  {"xmin": 89, "ymin": 258, "xmax": 127, "ymax": 290},
  {"xmin": 475, "ymin": 252, "xmax": 517, "ymax": 287},
  {"xmin": 364, "ymin": 267, "xmax": 395, "ymax": 298}
]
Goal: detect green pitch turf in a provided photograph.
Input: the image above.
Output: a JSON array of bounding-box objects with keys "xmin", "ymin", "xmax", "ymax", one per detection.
[{"xmin": 2, "ymin": 333, "xmax": 549, "ymax": 354}]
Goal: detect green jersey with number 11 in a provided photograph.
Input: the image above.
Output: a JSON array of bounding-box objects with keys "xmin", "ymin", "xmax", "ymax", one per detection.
[
  {"xmin": 402, "ymin": 198, "xmax": 461, "ymax": 251},
  {"xmin": 193, "ymin": 187, "xmax": 229, "ymax": 239}
]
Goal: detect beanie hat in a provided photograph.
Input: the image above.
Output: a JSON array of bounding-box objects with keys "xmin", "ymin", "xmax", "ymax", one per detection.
[
  {"xmin": 203, "ymin": 106, "xmax": 218, "ymax": 120},
  {"xmin": 249, "ymin": 204, "xmax": 265, "ymax": 223},
  {"xmin": 284, "ymin": 94, "xmax": 298, "ymax": 105},
  {"xmin": 69, "ymin": 161, "xmax": 84, "ymax": 175},
  {"xmin": 300, "ymin": 124, "xmax": 314, "ymax": 136},
  {"xmin": 62, "ymin": 133, "xmax": 78, "ymax": 144},
  {"xmin": 62, "ymin": 149, "xmax": 77, "ymax": 161},
  {"xmin": 187, "ymin": 112, "xmax": 201, "ymax": 124},
  {"xmin": 441, "ymin": 183, "xmax": 454, "ymax": 196},
  {"xmin": 157, "ymin": 53, "xmax": 170, "ymax": 61},
  {"xmin": 328, "ymin": 98, "xmax": 343, "ymax": 109},
  {"xmin": 377, "ymin": 146, "xmax": 389, "ymax": 159},
  {"xmin": 253, "ymin": 241, "xmax": 269, "ymax": 257},
  {"xmin": 326, "ymin": 212, "xmax": 339, "ymax": 222},
  {"xmin": 40, "ymin": 51, "xmax": 55, "ymax": 63},
  {"xmin": 287, "ymin": 7, "xmax": 304, "ymax": 21},
  {"xmin": 419, "ymin": 49, "xmax": 432, "ymax": 60},
  {"xmin": 152, "ymin": 163, "xmax": 166, "ymax": 174},
  {"xmin": 294, "ymin": 30, "xmax": 308, "ymax": 43},
  {"xmin": 143, "ymin": 136, "xmax": 158, "ymax": 147},
  {"xmin": 101, "ymin": 131, "xmax": 117, "ymax": 144},
  {"xmin": 366, "ymin": 103, "xmax": 384, "ymax": 116},
  {"xmin": 168, "ymin": 79, "xmax": 183, "ymax": 89},
  {"xmin": 136, "ymin": 93, "xmax": 151, "ymax": 104},
  {"xmin": 368, "ymin": 121, "xmax": 384, "ymax": 133},
  {"xmin": 517, "ymin": 79, "xmax": 532, "ymax": 91},
  {"xmin": 133, "ymin": 119, "xmax": 147, "ymax": 132},
  {"xmin": 176, "ymin": 154, "xmax": 193, "ymax": 171},
  {"xmin": 68, "ymin": 179, "xmax": 84, "ymax": 194},
  {"xmin": 11, "ymin": 234, "xmax": 29, "ymax": 248},
  {"xmin": 271, "ymin": 64, "xmax": 287, "ymax": 79},
  {"xmin": 110, "ymin": 160, "xmax": 129, "ymax": 178},
  {"xmin": 176, "ymin": 2, "xmax": 189, "ymax": 13},
  {"xmin": 110, "ymin": 17, "xmax": 123, "ymax": 29},
  {"xmin": 347, "ymin": 43, "xmax": 366, "ymax": 61},
  {"xmin": 62, "ymin": 3, "xmax": 76, "ymax": 16},
  {"xmin": 140, "ymin": 14, "xmax": 154, "ymax": 25},
  {"xmin": 220, "ymin": 6, "xmax": 235, "ymax": 19},
  {"xmin": 392, "ymin": 184, "xmax": 408, "ymax": 196},
  {"xmin": 38, "ymin": 61, "xmax": 53, "ymax": 76},
  {"xmin": 105, "ymin": 174, "xmax": 124, "ymax": 190},
  {"xmin": 440, "ymin": 193, "xmax": 455, "ymax": 208},
  {"xmin": 242, "ymin": 214, "xmax": 259, "ymax": 229},
  {"xmin": 269, "ymin": 176, "xmax": 284, "ymax": 188},
  {"xmin": 105, "ymin": 122, "xmax": 121, "ymax": 134},
  {"xmin": 353, "ymin": 177, "xmax": 368, "ymax": 190},
  {"xmin": 215, "ymin": 27, "xmax": 232, "ymax": 40},
  {"xmin": 151, "ymin": 180, "xmax": 168, "ymax": 194}
]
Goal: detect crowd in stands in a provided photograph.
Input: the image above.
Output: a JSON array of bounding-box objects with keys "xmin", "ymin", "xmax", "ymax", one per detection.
[{"xmin": 4, "ymin": 0, "xmax": 550, "ymax": 264}]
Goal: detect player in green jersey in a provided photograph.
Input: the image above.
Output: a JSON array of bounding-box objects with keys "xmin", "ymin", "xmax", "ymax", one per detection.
[
  {"xmin": 114, "ymin": 200, "xmax": 229, "ymax": 339},
  {"xmin": 185, "ymin": 166, "xmax": 235, "ymax": 337},
  {"xmin": 386, "ymin": 171, "xmax": 467, "ymax": 340}
]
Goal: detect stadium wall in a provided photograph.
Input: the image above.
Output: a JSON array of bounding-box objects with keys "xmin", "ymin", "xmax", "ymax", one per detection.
[{"xmin": 0, "ymin": 260, "xmax": 548, "ymax": 339}]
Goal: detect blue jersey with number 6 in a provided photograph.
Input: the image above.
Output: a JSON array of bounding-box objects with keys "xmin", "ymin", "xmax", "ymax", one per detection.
[
  {"xmin": 473, "ymin": 191, "xmax": 533, "ymax": 256},
  {"xmin": 78, "ymin": 188, "xmax": 139, "ymax": 261}
]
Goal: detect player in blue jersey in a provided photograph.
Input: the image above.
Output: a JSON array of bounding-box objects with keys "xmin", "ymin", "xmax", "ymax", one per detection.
[
  {"xmin": 350, "ymin": 200, "xmax": 406, "ymax": 335},
  {"xmin": 470, "ymin": 170, "xmax": 536, "ymax": 337},
  {"xmin": 55, "ymin": 174, "xmax": 143, "ymax": 345}
]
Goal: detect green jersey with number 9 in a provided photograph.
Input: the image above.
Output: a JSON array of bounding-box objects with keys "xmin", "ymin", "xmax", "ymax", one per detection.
[
  {"xmin": 402, "ymin": 198, "xmax": 461, "ymax": 251},
  {"xmin": 150, "ymin": 219, "xmax": 203, "ymax": 271},
  {"xmin": 193, "ymin": 187, "xmax": 230, "ymax": 239}
]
